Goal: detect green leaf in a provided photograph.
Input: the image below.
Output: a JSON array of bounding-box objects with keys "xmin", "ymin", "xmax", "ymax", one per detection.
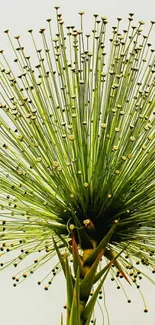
[
  {"xmin": 68, "ymin": 268, "xmax": 81, "ymax": 325},
  {"xmin": 80, "ymin": 251, "xmax": 103, "ymax": 303},
  {"xmin": 94, "ymin": 244, "xmax": 129, "ymax": 284},
  {"xmin": 65, "ymin": 257, "xmax": 75, "ymax": 312},
  {"xmin": 82, "ymin": 267, "xmax": 111, "ymax": 324},
  {"xmin": 83, "ymin": 220, "xmax": 118, "ymax": 266},
  {"xmin": 93, "ymin": 260, "xmax": 112, "ymax": 284},
  {"xmin": 53, "ymin": 237, "xmax": 66, "ymax": 275}
]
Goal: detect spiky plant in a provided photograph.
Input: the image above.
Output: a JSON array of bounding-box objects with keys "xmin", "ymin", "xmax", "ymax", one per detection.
[{"xmin": 0, "ymin": 8, "xmax": 155, "ymax": 325}]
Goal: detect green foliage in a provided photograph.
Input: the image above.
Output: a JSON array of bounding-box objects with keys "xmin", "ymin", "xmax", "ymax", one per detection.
[
  {"xmin": 55, "ymin": 236, "xmax": 112, "ymax": 325},
  {"xmin": 81, "ymin": 269, "xmax": 110, "ymax": 325},
  {"xmin": 55, "ymin": 226, "xmax": 129, "ymax": 324},
  {"xmin": 0, "ymin": 8, "xmax": 155, "ymax": 323}
]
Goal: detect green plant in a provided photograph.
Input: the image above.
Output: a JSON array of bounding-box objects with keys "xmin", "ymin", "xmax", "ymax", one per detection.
[{"xmin": 0, "ymin": 8, "xmax": 155, "ymax": 324}]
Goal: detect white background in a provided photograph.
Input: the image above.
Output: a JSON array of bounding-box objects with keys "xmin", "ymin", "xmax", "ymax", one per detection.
[{"xmin": 0, "ymin": 0, "xmax": 155, "ymax": 324}]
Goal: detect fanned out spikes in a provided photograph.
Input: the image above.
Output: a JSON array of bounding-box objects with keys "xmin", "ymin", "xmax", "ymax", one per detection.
[{"xmin": 0, "ymin": 9, "xmax": 155, "ymax": 320}]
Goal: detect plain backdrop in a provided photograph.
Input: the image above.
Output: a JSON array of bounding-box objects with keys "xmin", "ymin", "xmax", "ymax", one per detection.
[{"xmin": 0, "ymin": 0, "xmax": 155, "ymax": 324}]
